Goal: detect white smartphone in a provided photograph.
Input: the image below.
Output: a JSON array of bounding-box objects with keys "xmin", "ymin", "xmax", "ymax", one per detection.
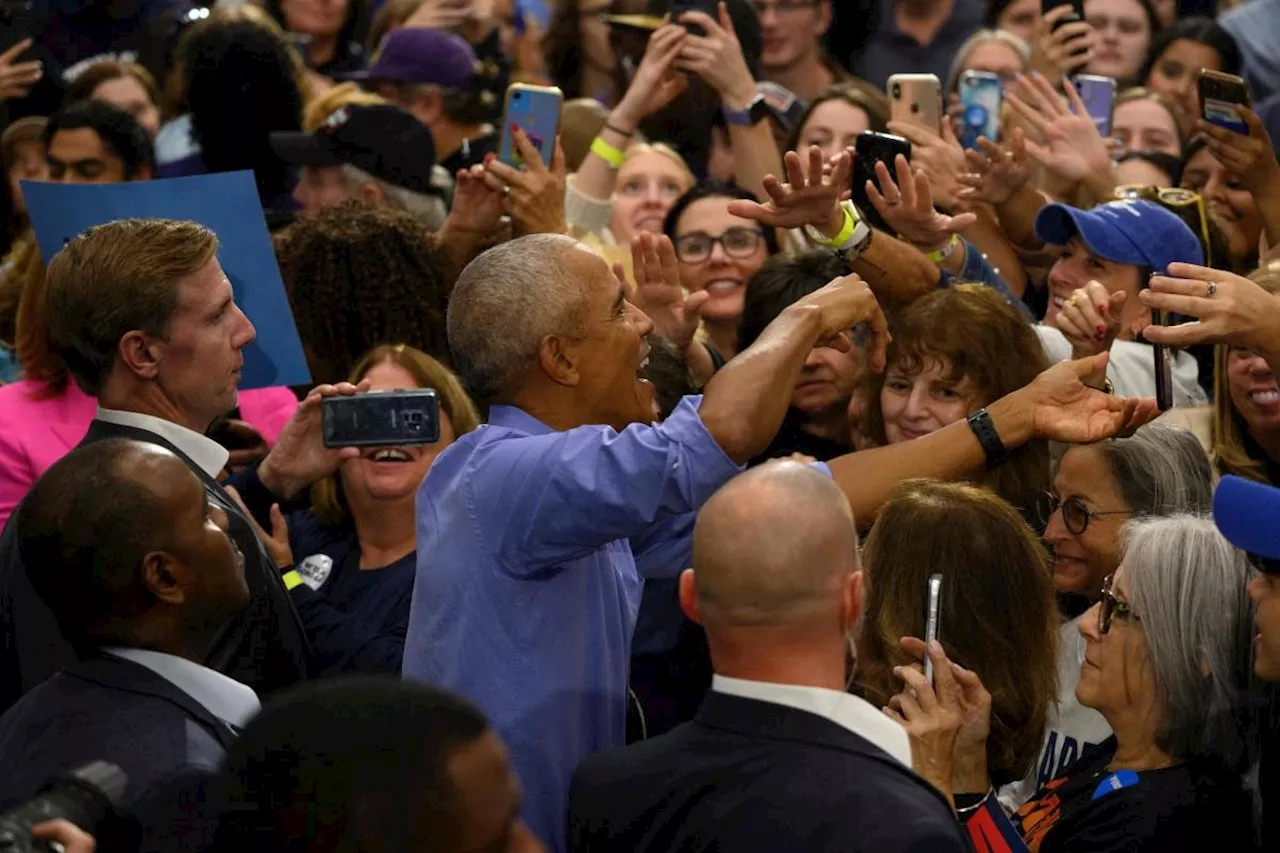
[
  {"xmin": 924, "ymin": 573, "xmax": 943, "ymax": 687},
  {"xmin": 888, "ymin": 73, "xmax": 942, "ymax": 135}
]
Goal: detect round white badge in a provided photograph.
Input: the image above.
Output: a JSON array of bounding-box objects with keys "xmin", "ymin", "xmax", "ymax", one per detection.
[{"xmin": 295, "ymin": 554, "xmax": 334, "ymax": 591}]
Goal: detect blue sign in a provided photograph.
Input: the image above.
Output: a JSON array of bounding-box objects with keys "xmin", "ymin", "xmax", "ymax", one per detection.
[{"xmin": 22, "ymin": 171, "xmax": 311, "ymax": 390}]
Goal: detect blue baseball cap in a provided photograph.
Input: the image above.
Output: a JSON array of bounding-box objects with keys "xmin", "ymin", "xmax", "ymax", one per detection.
[
  {"xmin": 1214, "ymin": 475, "xmax": 1280, "ymax": 570},
  {"xmin": 339, "ymin": 28, "xmax": 477, "ymax": 89},
  {"xmin": 1033, "ymin": 199, "xmax": 1204, "ymax": 274}
]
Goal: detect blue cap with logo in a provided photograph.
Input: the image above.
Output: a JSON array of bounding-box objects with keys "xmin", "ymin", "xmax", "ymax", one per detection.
[{"xmin": 1033, "ymin": 198, "xmax": 1204, "ymax": 274}]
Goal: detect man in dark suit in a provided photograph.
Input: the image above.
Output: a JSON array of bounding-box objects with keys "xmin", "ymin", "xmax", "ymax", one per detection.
[
  {"xmin": 569, "ymin": 461, "xmax": 969, "ymax": 852},
  {"xmin": 0, "ymin": 218, "xmax": 364, "ymax": 711},
  {"xmin": 0, "ymin": 438, "xmax": 255, "ymax": 850}
]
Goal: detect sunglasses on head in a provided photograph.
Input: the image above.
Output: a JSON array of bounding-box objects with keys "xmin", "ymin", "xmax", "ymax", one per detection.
[{"xmin": 1113, "ymin": 184, "xmax": 1214, "ymax": 268}]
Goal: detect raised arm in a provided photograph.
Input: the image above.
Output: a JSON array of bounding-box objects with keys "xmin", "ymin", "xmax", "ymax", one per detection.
[{"xmin": 827, "ymin": 354, "xmax": 1158, "ymax": 522}]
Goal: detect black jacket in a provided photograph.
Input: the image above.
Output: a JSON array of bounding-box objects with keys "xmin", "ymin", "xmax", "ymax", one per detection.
[
  {"xmin": 0, "ymin": 418, "xmax": 314, "ymax": 712},
  {"xmin": 0, "ymin": 652, "xmax": 237, "ymax": 852},
  {"xmin": 569, "ymin": 690, "xmax": 970, "ymax": 852}
]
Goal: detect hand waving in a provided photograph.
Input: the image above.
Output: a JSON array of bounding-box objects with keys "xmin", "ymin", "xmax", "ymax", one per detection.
[
  {"xmin": 958, "ymin": 131, "xmax": 1033, "ymax": 206},
  {"xmin": 865, "ymin": 154, "xmax": 977, "ymax": 249},
  {"xmin": 1006, "ymin": 73, "xmax": 1112, "ymax": 184},
  {"xmin": 725, "ymin": 145, "xmax": 852, "ymax": 234},
  {"xmin": 624, "ymin": 232, "xmax": 709, "ymax": 351}
]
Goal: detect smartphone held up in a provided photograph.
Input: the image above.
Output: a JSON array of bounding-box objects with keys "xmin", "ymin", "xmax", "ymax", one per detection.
[
  {"xmin": 322, "ymin": 390, "xmax": 442, "ymax": 449},
  {"xmin": 1198, "ymin": 69, "xmax": 1252, "ymax": 135},
  {"xmin": 498, "ymin": 83, "xmax": 564, "ymax": 169}
]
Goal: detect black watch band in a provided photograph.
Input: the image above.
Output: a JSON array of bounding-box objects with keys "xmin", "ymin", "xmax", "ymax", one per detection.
[{"xmin": 967, "ymin": 408, "xmax": 1008, "ymax": 468}]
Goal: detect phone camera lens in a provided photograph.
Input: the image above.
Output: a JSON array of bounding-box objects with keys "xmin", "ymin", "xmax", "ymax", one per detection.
[
  {"xmin": 513, "ymin": 92, "xmax": 523, "ymax": 100},
  {"xmin": 891, "ymin": 83, "xmax": 901, "ymax": 99}
]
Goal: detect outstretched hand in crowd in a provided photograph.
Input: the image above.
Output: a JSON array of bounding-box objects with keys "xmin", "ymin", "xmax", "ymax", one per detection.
[
  {"xmin": 1022, "ymin": 353, "xmax": 1158, "ymax": 442},
  {"xmin": 725, "ymin": 145, "xmax": 851, "ymax": 237},
  {"xmin": 674, "ymin": 2, "xmax": 757, "ymax": 109},
  {"xmin": 865, "ymin": 154, "xmax": 976, "ymax": 251},
  {"xmin": 958, "ymin": 130, "xmax": 1033, "ymax": 206},
  {"xmin": 625, "ymin": 232, "xmax": 708, "ymax": 354},
  {"xmin": 1006, "ymin": 73, "xmax": 1113, "ymax": 194},
  {"xmin": 885, "ymin": 119, "xmax": 968, "ymax": 211},
  {"xmin": 793, "ymin": 272, "xmax": 891, "ymax": 372},
  {"xmin": 1054, "ymin": 280, "xmax": 1129, "ymax": 360}
]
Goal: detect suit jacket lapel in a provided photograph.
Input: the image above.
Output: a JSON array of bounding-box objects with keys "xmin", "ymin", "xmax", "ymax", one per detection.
[{"xmin": 67, "ymin": 654, "xmax": 240, "ymax": 751}]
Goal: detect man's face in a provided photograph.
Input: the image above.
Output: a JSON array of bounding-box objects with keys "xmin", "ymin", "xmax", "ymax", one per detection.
[
  {"xmin": 559, "ymin": 247, "xmax": 657, "ymax": 431},
  {"xmin": 757, "ymin": 0, "xmax": 830, "ymax": 75},
  {"xmin": 146, "ymin": 449, "xmax": 250, "ymax": 622},
  {"xmin": 442, "ymin": 731, "xmax": 543, "ymax": 853},
  {"xmin": 47, "ymin": 128, "xmax": 128, "ymax": 183},
  {"xmin": 293, "ymin": 164, "xmax": 353, "ymax": 213},
  {"xmin": 152, "ymin": 259, "xmax": 257, "ymax": 432}
]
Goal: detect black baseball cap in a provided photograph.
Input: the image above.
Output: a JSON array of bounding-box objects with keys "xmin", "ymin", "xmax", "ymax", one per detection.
[{"xmin": 270, "ymin": 104, "xmax": 438, "ymax": 195}]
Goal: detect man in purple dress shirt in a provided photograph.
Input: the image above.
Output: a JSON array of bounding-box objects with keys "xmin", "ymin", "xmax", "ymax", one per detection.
[
  {"xmin": 402, "ymin": 233, "xmax": 888, "ymax": 850},
  {"xmin": 402, "ymin": 231, "xmax": 1156, "ymax": 850}
]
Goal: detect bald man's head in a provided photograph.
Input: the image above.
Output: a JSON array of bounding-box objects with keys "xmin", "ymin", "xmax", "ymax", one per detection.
[{"xmin": 688, "ymin": 462, "xmax": 858, "ymax": 629}]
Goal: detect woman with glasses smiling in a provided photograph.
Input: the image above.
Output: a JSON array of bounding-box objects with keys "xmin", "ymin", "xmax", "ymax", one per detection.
[
  {"xmin": 891, "ymin": 515, "xmax": 1257, "ymax": 853},
  {"xmin": 997, "ymin": 421, "xmax": 1214, "ymax": 810}
]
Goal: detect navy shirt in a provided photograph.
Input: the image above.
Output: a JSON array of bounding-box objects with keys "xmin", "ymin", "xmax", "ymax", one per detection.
[
  {"xmin": 285, "ymin": 511, "xmax": 413, "ymax": 677},
  {"xmin": 852, "ymin": 0, "xmax": 984, "ymax": 92}
]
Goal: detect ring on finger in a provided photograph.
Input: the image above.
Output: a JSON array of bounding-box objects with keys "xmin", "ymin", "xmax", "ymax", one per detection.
[
  {"xmin": 886, "ymin": 198, "xmax": 903, "ymax": 207},
  {"xmin": 1206, "ymin": 281, "xmax": 1219, "ymax": 298}
]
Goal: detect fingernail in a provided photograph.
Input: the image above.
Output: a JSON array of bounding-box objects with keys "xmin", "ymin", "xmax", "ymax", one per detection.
[
  {"xmin": 1096, "ymin": 330, "xmax": 1106, "ymax": 341},
  {"xmin": 928, "ymin": 640, "xmax": 943, "ymax": 655}
]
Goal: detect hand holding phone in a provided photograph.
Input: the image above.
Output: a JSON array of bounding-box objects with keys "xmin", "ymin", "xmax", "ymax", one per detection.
[
  {"xmin": 1151, "ymin": 309, "xmax": 1173, "ymax": 411},
  {"xmin": 888, "ymin": 74, "xmax": 942, "ymax": 135},
  {"xmin": 924, "ymin": 574, "xmax": 943, "ymax": 687},
  {"xmin": 957, "ymin": 71, "xmax": 1002, "ymax": 149},
  {"xmin": 321, "ymin": 389, "xmax": 442, "ymax": 448},
  {"xmin": 498, "ymin": 83, "xmax": 563, "ymax": 169},
  {"xmin": 1072, "ymin": 75, "xmax": 1116, "ymax": 137},
  {"xmin": 1199, "ymin": 70, "xmax": 1253, "ymax": 135}
]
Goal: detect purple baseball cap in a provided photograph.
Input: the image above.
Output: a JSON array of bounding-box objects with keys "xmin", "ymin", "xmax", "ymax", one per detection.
[{"xmin": 340, "ymin": 28, "xmax": 478, "ymax": 89}]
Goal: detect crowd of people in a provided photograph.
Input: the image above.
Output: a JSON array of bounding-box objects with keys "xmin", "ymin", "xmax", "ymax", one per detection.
[{"xmin": 3, "ymin": 0, "xmax": 1280, "ymax": 850}]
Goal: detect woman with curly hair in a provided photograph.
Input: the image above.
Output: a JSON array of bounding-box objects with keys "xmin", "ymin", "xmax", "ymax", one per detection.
[{"xmin": 277, "ymin": 203, "xmax": 453, "ymax": 384}]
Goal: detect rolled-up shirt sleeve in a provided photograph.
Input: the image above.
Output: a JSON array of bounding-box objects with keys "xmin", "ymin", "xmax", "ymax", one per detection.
[{"xmin": 470, "ymin": 396, "xmax": 742, "ymax": 576}]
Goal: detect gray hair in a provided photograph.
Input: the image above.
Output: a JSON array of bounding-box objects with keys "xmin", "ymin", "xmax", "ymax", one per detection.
[
  {"xmin": 1122, "ymin": 515, "xmax": 1256, "ymax": 771},
  {"xmin": 1097, "ymin": 422, "xmax": 1214, "ymax": 517},
  {"xmin": 446, "ymin": 234, "xmax": 590, "ymax": 401},
  {"xmin": 946, "ymin": 28, "xmax": 1031, "ymax": 92},
  {"xmin": 340, "ymin": 164, "xmax": 451, "ymax": 230}
]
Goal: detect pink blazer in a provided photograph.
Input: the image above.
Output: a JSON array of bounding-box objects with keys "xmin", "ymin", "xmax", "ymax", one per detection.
[{"xmin": 0, "ymin": 380, "xmax": 299, "ymax": 529}]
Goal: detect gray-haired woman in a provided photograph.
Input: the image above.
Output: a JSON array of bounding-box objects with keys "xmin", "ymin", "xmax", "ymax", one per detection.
[
  {"xmin": 891, "ymin": 515, "xmax": 1257, "ymax": 853},
  {"xmin": 1003, "ymin": 422, "xmax": 1215, "ymax": 807}
]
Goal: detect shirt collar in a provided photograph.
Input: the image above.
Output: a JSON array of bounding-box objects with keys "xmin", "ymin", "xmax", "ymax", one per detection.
[
  {"xmin": 102, "ymin": 647, "xmax": 260, "ymax": 728},
  {"xmin": 486, "ymin": 404, "xmax": 558, "ymax": 437},
  {"xmin": 94, "ymin": 407, "xmax": 230, "ymax": 479},
  {"xmin": 712, "ymin": 674, "xmax": 912, "ymax": 767}
]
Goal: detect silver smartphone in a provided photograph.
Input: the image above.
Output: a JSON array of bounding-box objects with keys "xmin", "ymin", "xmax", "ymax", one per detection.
[{"xmin": 924, "ymin": 574, "xmax": 943, "ymax": 687}]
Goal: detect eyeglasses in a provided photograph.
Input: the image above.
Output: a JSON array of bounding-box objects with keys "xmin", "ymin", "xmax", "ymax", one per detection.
[
  {"xmin": 1099, "ymin": 573, "xmax": 1138, "ymax": 635},
  {"xmin": 674, "ymin": 228, "xmax": 764, "ymax": 264},
  {"xmin": 1042, "ymin": 492, "xmax": 1131, "ymax": 535},
  {"xmin": 1113, "ymin": 184, "xmax": 1214, "ymax": 268}
]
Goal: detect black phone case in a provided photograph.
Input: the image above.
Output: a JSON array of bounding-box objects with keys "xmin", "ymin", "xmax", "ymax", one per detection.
[{"xmin": 321, "ymin": 390, "xmax": 441, "ymax": 448}]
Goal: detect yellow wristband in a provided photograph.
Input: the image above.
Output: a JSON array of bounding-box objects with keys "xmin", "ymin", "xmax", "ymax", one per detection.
[
  {"xmin": 925, "ymin": 234, "xmax": 962, "ymax": 264},
  {"xmin": 590, "ymin": 136, "xmax": 626, "ymax": 169},
  {"xmin": 282, "ymin": 570, "xmax": 304, "ymax": 591},
  {"xmin": 809, "ymin": 203, "xmax": 856, "ymax": 249}
]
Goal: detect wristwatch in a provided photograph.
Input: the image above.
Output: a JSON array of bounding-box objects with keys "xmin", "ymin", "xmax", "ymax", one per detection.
[{"xmin": 722, "ymin": 93, "xmax": 773, "ymax": 127}]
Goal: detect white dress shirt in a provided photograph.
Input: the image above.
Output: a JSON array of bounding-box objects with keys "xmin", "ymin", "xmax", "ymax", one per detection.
[
  {"xmin": 95, "ymin": 407, "xmax": 229, "ymax": 480},
  {"xmin": 712, "ymin": 674, "xmax": 913, "ymax": 767},
  {"xmin": 103, "ymin": 647, "xmax": 260, "ymax": 729}
]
